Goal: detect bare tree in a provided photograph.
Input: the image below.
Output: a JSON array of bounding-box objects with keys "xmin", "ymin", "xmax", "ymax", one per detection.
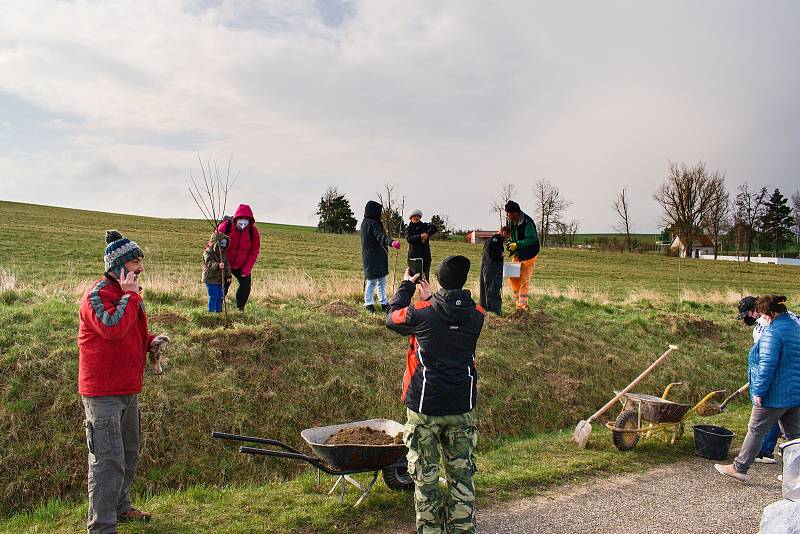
[
  {"xmin": 490, "ymin": 183, "xmax": 518, "ymax": 228},
  {"xmin": 534, "ymin": 179, "xmax": 570, "ymax": 247},
  {"xmin": 734, "ymin": 182, "xmax": 768, "ymax": 261},
  {"xmin": 702, "ymin": 172, "xmax": 729, "ymax": 260},
  {"xmin": 376, "ymin": 183, "xmax": 404, "ymax": 237},
  {"xmin": 653, "ymin": 161, "xmax": 717, "ymax": 259},
  {"xmin": 188, "ymin": 154, "xmax": 237, "ymax": 325},
  {"xmin": 612, "ymin": 188, "xmax": 633, "ymax": 252}
]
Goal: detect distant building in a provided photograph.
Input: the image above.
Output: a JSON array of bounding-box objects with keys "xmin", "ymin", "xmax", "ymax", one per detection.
[
  {"xmin": 465, "ymin": 230, "xmax": 496, "ymax": 244},
  {"xmin": 670, "ymin": 234, "xmax": 716, "ymax": 258}
]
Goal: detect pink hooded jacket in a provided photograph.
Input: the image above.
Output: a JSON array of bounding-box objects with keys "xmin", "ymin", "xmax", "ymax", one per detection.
[{"xmin": 216, "ymin": 204, "xmax": 261, "ymax": 275}]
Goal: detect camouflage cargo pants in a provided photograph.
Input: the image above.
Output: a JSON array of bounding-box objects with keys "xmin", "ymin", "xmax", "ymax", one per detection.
[{"xmin": 404, "ymin": 408, "xmax": 477, "ymax": 534}]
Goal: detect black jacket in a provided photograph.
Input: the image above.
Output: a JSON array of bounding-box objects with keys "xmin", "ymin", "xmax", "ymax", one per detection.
[
  {"xmin": 481, "ymin": 233, "xmax": 505, "ymax": 271},
  {"xmin": 360, "ymin": 201, "xmax": 394, "ymax": 280},
  {"xmin": 386, "ymin": 281, "xmax": 485, "ymax": 416},
  {"xmin": 406, "ymin": 221, "xmax": 438, "ymax": 260}
]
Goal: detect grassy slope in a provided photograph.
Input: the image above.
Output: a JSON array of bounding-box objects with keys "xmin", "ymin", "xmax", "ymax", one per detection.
[{"xmin": 0, "ymin": 200, "xmax": 798, "ymax": 530}]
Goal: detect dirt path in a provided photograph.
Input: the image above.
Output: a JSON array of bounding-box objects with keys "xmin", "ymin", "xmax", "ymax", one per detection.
[{"xmin": 477, "ymin": 456, "xmax": 781, "ymax": 533}]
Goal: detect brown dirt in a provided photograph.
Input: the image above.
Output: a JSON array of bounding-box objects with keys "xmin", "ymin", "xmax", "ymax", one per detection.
[
  {"xmin": 325, "ymin": 427, "xmax": 404, "ymax": 446},
  {"xmin": 660, "ymin": 314, "xmax": 720, "ymax": 341},
  {"xmin": 320, "ymin": 301, "xmax": 359, "ymax": 318},
  {"xmin": 190, "ymin": 324, "xmax": 282, "ymax": 353},
  {"xmin": 506, "ymin": 309, "xmax": 550, "ymax": 324},
  {"xmin": 149, "ymin": 311, "xmax": 189, "ymax": 326}
]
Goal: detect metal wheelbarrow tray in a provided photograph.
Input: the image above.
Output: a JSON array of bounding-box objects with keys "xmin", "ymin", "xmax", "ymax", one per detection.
[
  {"xmin": 621, "ymin": 392, "xmax": 691, "ymax": 423},
  {"xmin": 213, "ymin": 418, "xmax": 413, "ymax": 506}
]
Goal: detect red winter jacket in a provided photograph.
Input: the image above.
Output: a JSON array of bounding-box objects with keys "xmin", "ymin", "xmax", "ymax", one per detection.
[
  {"xmin": 216, "ymin": 204, "xmax": 261, "ymax": 275},
  {"xmin": 78, "ymin": 274, "xmax": 155, "ymax": 397}
]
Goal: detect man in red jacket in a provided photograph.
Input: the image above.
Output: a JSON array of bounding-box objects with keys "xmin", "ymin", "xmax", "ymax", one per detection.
[
  {"xmin": 78, "ymin": 230, "xmax": 169, "ymax": 534},
  {"xmin": 216, "ymin": 204, "xmax": 261, "ymax": 310}
]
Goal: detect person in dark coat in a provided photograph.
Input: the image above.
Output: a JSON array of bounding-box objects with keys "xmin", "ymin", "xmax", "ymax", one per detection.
[
  {"xmin": 361, "ymin": 200, "xmax": 400, "ymax": 312},
  {"xmin": 406, "ymin": 209, "xmax": 438, "ymax": 281},
  {"xmin": 480, "ymin": 227, "xmax": 510, "ymax": 315}
]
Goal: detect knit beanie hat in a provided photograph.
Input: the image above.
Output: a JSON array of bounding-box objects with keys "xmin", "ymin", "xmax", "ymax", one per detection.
[
  {"xmin": 104, "ymin": 230, "xmax": 144, "ymax": 272},
  {"xmin": 409, "ymin": 209, "xmax": 423, "ymax": 219},
  {"xmin": 436, "ymin": 255, "xmax": 470, "ymax": 290},
  {"xmin": 505, "ymin": 200, "xmax": 521, "ymax": 214}
]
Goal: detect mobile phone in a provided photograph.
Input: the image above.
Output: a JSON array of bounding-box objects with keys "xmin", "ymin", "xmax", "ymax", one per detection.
[{"xmin": 408, "ymin": 258, "xmax": 424, "ymax": 282}]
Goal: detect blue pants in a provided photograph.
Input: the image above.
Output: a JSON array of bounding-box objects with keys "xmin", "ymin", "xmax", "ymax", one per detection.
[
  {"xmin": 761, "ymin": 423, "xmax": 782, "ymax": 455},
  {"xmin": 206, "ymin": 283, "xmax": 223, "ymax": 312},
  {"xmin": 364, "ymin": 276, "xmax": 388, "ymax": 307}
]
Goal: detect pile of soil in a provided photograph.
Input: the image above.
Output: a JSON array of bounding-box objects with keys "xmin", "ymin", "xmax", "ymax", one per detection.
[
  {"xmin": 149, "ymin": 311, "xmax": 189, "ymax": 326},
  {"xmin": 325, "ymin": 427, "xmax": 404, "ymax": 446},
  {"xmin": 320, "ymin": 301, "xmax": 359, "ymax": 318},
  {"xmin": 190, "ymin": 324, "xmax": 282, "ymax": 353},
  {"xmin": 660, "ymin": 314, "xmax": 720, "ymax": 341},
  {"xmin": 506, "ymin": 309, "xmax": 550, "ymax": 324}
]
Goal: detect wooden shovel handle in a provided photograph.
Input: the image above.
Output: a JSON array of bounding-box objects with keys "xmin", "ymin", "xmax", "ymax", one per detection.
[{"xmin": 588, "ymin": 345, "xmax": 678, "ymax": 423}]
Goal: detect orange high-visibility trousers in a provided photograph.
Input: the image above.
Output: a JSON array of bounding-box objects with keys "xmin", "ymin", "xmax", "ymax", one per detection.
[{"xmin": 507, "ymin": 256, "xmax": 537, "ymax": 309}]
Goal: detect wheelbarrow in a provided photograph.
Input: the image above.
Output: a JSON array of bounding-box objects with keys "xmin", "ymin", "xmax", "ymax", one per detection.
[
  {"xmin": 606, "ymin": 382, "xmax": 727, "ymax": 451},
  {"xmin": 213, "ymin": 418, "xmax": 414, "ymax": 506}
]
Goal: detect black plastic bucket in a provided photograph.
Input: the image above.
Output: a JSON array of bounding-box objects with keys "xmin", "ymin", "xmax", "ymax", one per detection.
[{"xmin": 693, "ymin": 424, "xmax": 736, "ymax": 460}]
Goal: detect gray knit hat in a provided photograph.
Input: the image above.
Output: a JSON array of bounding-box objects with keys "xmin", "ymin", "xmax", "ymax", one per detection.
[
  {"xmin": 409, "ymin": 209, "xmax": 423, "ymax": 219},
  {"xmin": 104, "ymin": 230, "xmax": 144, "ymax": 272}
]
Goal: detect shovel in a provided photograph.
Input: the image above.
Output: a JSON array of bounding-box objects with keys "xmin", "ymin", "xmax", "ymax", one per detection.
[
  {"xmin": 572, "ymin": 345, "xmax": 678, "ymax": 448},
  {"xmin": 719, "ymin": 383, "xmax": 749, "ymax": 412}
]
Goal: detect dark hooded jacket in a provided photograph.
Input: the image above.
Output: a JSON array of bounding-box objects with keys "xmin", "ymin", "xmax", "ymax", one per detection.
[
  {"xmin": 203, "ymin": 231, "xmax": 232, "ymax": 285},
  {"xmin": 360, "ymin": 201, "xmax": 394, "ymax": 280},
  {"xmin": 406, "ymin": 221, "xmax": 438, "ymax": 261},
  {"xmin": 386, "ymin": 280, "xmax": 485, "ymax": 416}
]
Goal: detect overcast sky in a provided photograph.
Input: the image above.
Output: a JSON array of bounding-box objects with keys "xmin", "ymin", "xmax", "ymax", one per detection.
[{"xmin": 1, "ymin": 1, "xmax": 798, "ymax": 232}]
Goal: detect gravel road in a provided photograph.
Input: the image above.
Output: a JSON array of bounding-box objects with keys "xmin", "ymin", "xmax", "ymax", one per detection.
[{"xmin": 477, "ymin": 456, "xmax": 782, "ymax": 533}]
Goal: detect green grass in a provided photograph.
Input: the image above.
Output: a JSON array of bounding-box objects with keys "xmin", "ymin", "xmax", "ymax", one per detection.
[
  {"xmin": 0, "ymin": 200, "xmax": 798, "ymax": 529},
  {"xmin": 0, "ymin": 407, "xmax": 753, "ymax": 533}
]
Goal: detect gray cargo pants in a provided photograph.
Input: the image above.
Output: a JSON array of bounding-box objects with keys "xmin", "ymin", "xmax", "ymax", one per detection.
[{"xmin": 82, "ymin": 395, "xmax": 140, "ymax": 534}]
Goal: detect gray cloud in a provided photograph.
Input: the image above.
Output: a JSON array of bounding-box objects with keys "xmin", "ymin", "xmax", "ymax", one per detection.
[{"xmin": 0, "ymin": 0, "xmax": 799, "ymax": 232}]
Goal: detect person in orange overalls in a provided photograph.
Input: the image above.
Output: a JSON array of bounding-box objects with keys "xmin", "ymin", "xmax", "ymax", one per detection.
[{"xmin": 504, "ymin": 201, "xmax": 540, "ymax": 311}]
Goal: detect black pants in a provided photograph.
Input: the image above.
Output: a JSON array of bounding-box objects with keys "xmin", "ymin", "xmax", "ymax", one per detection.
[
  {"xmin": 224, "ymin": 269, "xmax": 252, "ymax": 310},
  {"xmin": 422, "ymin": 255, "xmax": 432, "ymax": 282},
  {"xmin": 480, "ymin": 264, "xmax": 503, "ymax": 315}
]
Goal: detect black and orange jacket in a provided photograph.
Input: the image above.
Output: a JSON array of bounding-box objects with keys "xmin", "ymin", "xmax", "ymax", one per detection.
[{"xmin": 386, "ymin": 280, "xmax": 485, "ymax": 416}]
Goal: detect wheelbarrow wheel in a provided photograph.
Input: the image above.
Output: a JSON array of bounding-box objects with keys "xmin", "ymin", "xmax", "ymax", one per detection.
[
  {"xmin": 382, "ymin": 462, "xmax": 414, "ymax": 492},
  {"xmin": 612, "ymin": 409, "xmax": 640, "ymax": 451}
]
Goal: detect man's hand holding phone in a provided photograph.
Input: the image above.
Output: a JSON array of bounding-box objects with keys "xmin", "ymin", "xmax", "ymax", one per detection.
[{"xmin": 119, "ymin": 268, "xmax": 140, "ymax": 294}]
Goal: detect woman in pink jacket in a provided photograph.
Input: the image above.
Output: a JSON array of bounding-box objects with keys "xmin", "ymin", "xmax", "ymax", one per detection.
[{"xmin": 216, "ymin": 204, "xmax": 261, "ymax": 310}]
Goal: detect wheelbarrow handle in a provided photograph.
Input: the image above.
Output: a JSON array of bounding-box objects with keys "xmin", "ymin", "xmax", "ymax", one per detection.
[
  {"xmin": 239, "ymin": 446, "xmax": 341, "ymax": 475},
  {"xmin": 719, "ymin": 383, "xmax": 750, "ymax": 411},
  {"xmin": 211, "ymin": 431, "xmax": 304, "ymax": 455}
]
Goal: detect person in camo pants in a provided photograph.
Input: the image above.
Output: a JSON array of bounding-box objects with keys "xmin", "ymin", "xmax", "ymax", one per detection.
[
  {"xmin": 78, "ymin": 230, "xmax": 169, "ymax": 534},
  {"xmin": 386, "ymin": 255, "xmax": 485, "ymax": 534}
]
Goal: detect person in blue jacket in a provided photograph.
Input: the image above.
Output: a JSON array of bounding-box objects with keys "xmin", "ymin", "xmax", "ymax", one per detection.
[{"xmin": 716, "ymin": 294, "xmax": 800, "ymax": 483}]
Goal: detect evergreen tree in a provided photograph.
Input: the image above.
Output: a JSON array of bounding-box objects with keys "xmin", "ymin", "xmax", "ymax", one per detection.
[
  {"xmin": 761, "ymin": 188, "xmax": 793, "ymax": 256},
  {"xmin": 429, "ymin": 214, "xmax": 451, "ymax": 240},
  {"xmin": 316, "ymin": 187, "xmax": 357, "ymax": 234}
]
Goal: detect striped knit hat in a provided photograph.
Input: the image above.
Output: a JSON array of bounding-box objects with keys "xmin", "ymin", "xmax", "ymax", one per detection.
[{"xmin": 104, "ymin": 230, "xmax": 144, "ymax": 272}]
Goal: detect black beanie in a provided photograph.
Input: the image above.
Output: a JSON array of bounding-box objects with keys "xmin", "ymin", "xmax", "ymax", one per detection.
[
  {"xmin": 505, "ymin": 200, "xmax": 521, "ymax": 214},
  {"xmin": 436, "ymin": 255, "xmax": 470, "ymax": 290}
]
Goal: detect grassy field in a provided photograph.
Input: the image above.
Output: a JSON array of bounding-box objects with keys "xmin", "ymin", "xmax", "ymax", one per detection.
[{"xmin": 1, "ymin": 200, "xmax": 799, "ymax": 530}]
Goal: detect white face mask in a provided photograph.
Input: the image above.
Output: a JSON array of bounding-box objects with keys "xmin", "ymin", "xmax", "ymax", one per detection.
[{"xmin": 236, "ymin": 219, "xmax": 249, "ymax": 230}]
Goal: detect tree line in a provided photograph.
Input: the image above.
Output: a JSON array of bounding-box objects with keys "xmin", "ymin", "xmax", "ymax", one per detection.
[
  {"xmin": 315, "ymin": 185, "xmax": 452, "ymax": 239},
  {"xmin": 315, "ymin": 170, "xmax": 800, "ymax": 260},
  {"xmin": 650, "ymin": 161, "xmax": 799, "ymax": 259}
]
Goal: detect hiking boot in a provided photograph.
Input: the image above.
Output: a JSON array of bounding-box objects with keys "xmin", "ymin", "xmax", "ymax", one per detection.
[
  {"xmin": 365, "ymin": 304, "xmax": 376, "ymax": 313},
  {"xmin": 714, "ymin": 463, "xmax": 748, "ymax": 484},
  {"xmin": 117, "ymin": 508, "xmax": 152, "ymax": 523},
  {"xmin": 756, "ymin": 451, "xmax": 777, "ymax": 464}
]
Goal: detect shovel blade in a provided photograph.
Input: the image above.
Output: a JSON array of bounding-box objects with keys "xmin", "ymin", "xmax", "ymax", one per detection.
[{"xmin": 572, "ymin": 420, "xmax": 592, "ymax": 449}]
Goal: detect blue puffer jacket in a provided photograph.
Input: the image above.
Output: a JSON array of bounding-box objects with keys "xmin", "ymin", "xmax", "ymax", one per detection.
[{"xmin": 750, "ymin": 313, "xmax": 800, "ymax": 408}]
